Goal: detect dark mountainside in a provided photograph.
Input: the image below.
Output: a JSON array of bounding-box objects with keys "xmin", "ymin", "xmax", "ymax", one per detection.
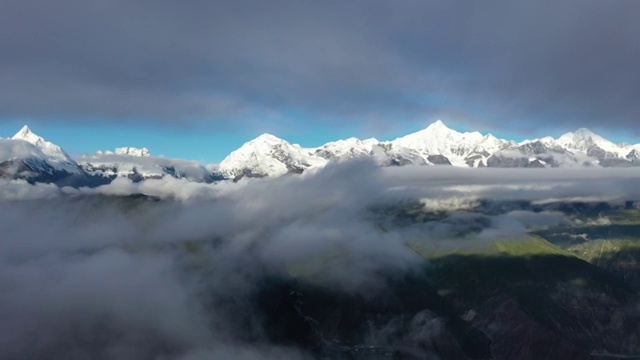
[
  {"xmin": 3, "ymin": 195, "xmax": 640, "ymax": 360},
  {"xmin": 195, "ymin": 200, "xmax": 640, "ymax": 360}
]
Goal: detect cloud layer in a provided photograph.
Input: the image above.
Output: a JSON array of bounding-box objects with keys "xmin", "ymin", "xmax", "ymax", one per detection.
[
  {"xmin": 2, "ymin": 162, "xmax": 640, "ymax": 358},
  {"xmin": 2, "ymin": 0, "xmax": 639, "ymax": 135}
]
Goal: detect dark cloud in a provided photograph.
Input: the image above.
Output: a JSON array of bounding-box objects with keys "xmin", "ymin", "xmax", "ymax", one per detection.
[{"xmin": 1, "ymin": 0, "xmax": 639, "ymax": 135}]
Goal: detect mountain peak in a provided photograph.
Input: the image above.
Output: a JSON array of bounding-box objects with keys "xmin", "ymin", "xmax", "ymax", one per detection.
[
  {"xmin": 573, "ymin": 128, "xmax": 597, "ymax": 137},
  {"xmin": 219, "ymin": 132, "xmax": 326, "ymax": 178},
  {"xmin": 420, "ymin": 120, "xmax": 467, "ymax": 138},
  {"xmin": 558, "ymin": 128, "xmax": 608, "ymax": 144},
  {"xmin": 15, "ymin": 124, "xmax": 32, "ymax": 135},
  {"xmin": 7, "ymin": 125, "xmax": 81, "ymax": 174},
  {"xmin": 426, "ymin": 119, "xmax": 449, "ymax": 130},
  {"xmin": 251, "ymin": 133, "xmax": 286, "ymax": 143},
  {"xmin": 12, "ymin": 125, "xmax": 42, "ymax": 142},
  {"xmin": 555, "ymin": 127, "xmax": 627, "ymax": 157}
]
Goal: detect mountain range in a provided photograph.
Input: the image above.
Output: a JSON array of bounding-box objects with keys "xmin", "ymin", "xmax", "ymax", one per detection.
[
  {"xmin": 217, "ymin": 120, "xmax": 640, "ymax": 178},
  {"xmin": 2, "ymin": 121, "xmax": 640, "ymax": 186}
]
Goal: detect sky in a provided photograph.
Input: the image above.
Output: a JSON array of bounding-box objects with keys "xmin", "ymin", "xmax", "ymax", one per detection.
[{"xmin": 1, "ymin": 0, "xmax": 639, "ymax": 163}]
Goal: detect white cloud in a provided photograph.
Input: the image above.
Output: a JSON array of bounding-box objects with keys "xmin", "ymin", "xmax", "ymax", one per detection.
[{"xmin": 2, "ymin": 162, "xmax": 640, "ymax": 358}]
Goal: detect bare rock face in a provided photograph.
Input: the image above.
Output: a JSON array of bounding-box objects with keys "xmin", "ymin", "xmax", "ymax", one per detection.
[
  {"xmin": 427, "ymin": 154, "xmax": 453, "ymax": 165},
  {"xmin": 486, "ymin": 155, "xmax": 544, "ymax": 168}
]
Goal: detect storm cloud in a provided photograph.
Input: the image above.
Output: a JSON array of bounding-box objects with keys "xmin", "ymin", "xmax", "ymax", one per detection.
[{"xmin": 1, "ymin": 0, "xmax": 638, "ymax": 135}]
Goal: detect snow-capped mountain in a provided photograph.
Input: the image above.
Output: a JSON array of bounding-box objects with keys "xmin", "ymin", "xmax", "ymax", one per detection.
[
  {"xmin": 390, "ymin": 120, "xmax": 481, "ymax": 165},
  {"xmin": 218, "ymin": 120, "xmax": 640, "ymax": 177},
  {"xmin": 554, "ymin": 128, "xmax": 630, "ymax": 159},
  {"xmin": 313, "ymin": 137, "xmax": 379, "ymax": 161},
  {"xmin": 386, "ymin": 120, "xmax": 515, "ymax": 167},
  {"xmin": 109, "ymin": 147, "xmax": 152, "ymax": 157},
  {"xmin": 216, "ymin": 122, "xmax": 517, "ymax": 178},
  {"xmin": 218, "ymin": 134, "xmax": 327, "ymax": 179},
  {"xmin": 4, "ymin": 121, "xmax": 640, "ymax": 185},
  {"xmin": 502, "ymin": 128, "xmax": 640, "ymax": 168},
  {"xmin": 2, "ymin": 126, "xmax": 223, "ymax": 185},
  {"xmin": 11, "ymin": 126, "xmax": 82, "ymax": 174},
  {"xmin": 78, "ymin": 149, "xmax": 222, "ymax": 183},
  {"xmin": 0, "ymin": 126, "xmax": 91, "ymax": 186}
]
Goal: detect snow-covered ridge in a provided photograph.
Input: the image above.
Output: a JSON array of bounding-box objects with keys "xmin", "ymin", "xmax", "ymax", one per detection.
[
  {"xmin": 385, "ymin": 120, "xmax": 513, "ymax": 167},
  {"xmin": 218, "ymin": 133, "xmax": 327, "ymax": 178},
  {"xmin": 115, "ymin": 147, "xmax": 150, "ymax": 157},
  {"xmin": 314, "ymin": 137, "xmax": 379, "ymax": 160},
  {"xmin": 77, "ymin": 152, "xmax": 215, "ymax": 182},
  {"xmin": 1, "ymin": 125, "xmax": 221, "ymax": 185},
  {"xmin": 4, "ymin": 121, "xmax": 640, "ymax": 185},
  {"xmin": 218, "ymin": 120, "xmax": 640, "ymax": 176},
  {"xmin": 97, "ymin": 147, "xmax": 151, "ymax": 157},
  {"xmin": 554, "ymin": 128, "xmax": 629, "ymax": 158}
]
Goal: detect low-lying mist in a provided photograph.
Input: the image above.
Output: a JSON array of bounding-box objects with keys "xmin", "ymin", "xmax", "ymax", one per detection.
[{"xmin": 2, "ymin": 161, "xmax": 640, "ymax": 359}]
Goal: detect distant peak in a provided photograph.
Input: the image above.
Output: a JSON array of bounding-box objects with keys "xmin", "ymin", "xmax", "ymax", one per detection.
[
  {"xmin": 256, "ymin": 132, "xmax": 278, "ymax": 138},
  {"xmin": 251, "ymin": 133, "xmax": 285, "ymax": 143},
  {"xmin": 14, "ymin": 125, "xmax": 32, "ymax": 136},
  {"xmin": 9, "ymin": 124, "xmax": 74, "ymax": 164},
  {"xmin": 422, "ymin": 120, "xmax": 459, "ymax": 135},
  {"xmin": 17, "ymin": 125, "xmax": 32, "ymax": 134},
  {"xmin": 574, "ymin": 127, "xmax": 595, "ymax": 136},
  {"xmin": 115, "ymin": 147, "xmax": 151, "ymax": 157},
  {"xmin": 12, "ymin": 125, "xmax": 42, "ymax": 141},
  {"xmin": 428, "ymin": 119, "xmax": 449, "ymax": 129},
  {"xmin": 558, "ymin": 127, "xmax": 596, "ymax": 140}
]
